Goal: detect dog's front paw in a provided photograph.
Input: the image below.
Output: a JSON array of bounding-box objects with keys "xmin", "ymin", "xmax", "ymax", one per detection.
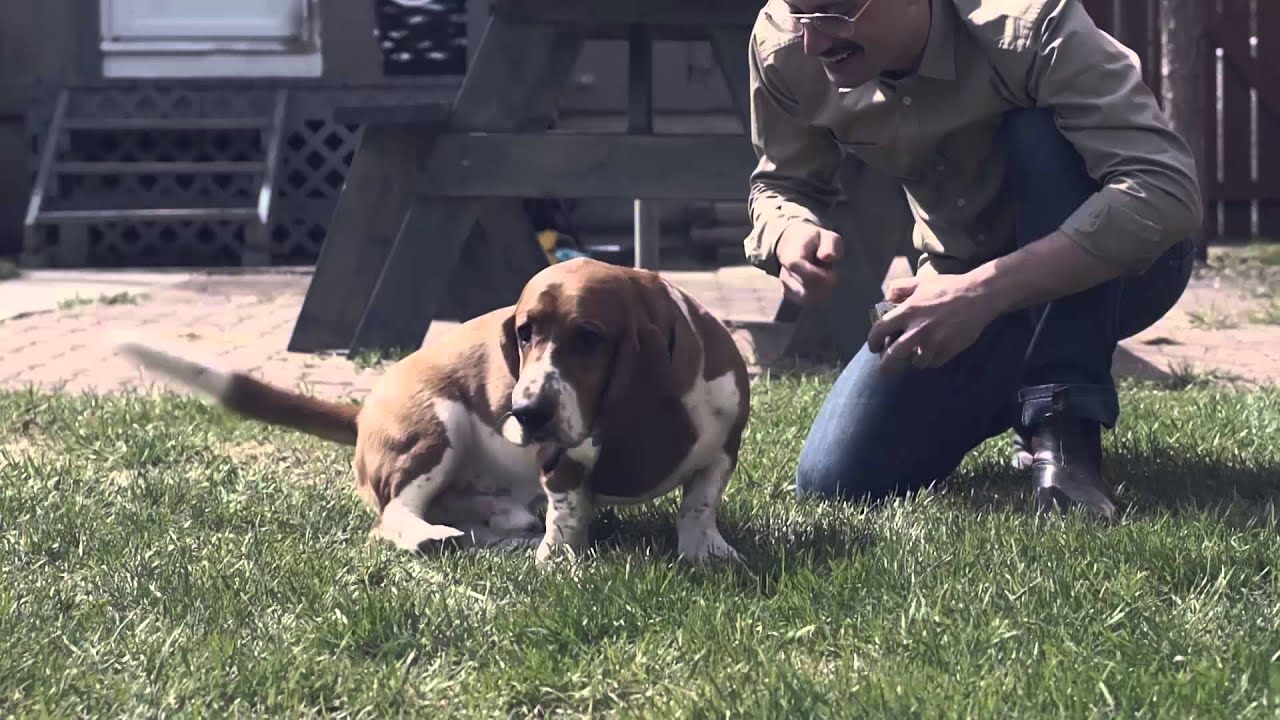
[
  {"xmin": 536, "ymin": 485, "xmax": 591, "ymax": 567},
  {"xmin": 535, "ymin": 538, "xmax": 587, "ymax": 566},
  {"xmin": 678, "ymin": 531, "xmax": 742, "ymax": 566}
]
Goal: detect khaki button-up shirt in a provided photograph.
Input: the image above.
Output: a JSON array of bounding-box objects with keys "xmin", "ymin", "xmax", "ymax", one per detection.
[{"xmin": 744, "ymin": 0, "xmax": 1203, "ymax": 277}]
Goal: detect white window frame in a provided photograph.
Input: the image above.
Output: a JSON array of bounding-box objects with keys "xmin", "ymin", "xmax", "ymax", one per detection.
[{"xmin": 99, "ymin": 0, "xmax": 323, "ymax": 78}]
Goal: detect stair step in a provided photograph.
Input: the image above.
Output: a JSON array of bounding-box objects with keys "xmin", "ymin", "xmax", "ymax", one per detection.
[
  {"xmin": 62, "ymin": 117, "xmax": 270, "ymax": 131},
  {"xmin": 34, "ymin": 207, "xmax": 259, "ymax": 224},
  {"xmin": 54, "ymin": 161, "xmax": 267, "ymax": 175}
]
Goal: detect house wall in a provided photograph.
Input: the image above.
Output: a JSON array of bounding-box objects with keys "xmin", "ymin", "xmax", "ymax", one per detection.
[
  {"xmin": 0, "ymin": 0, "xmax": 99, "ymax": 256},
  {"xmin": 317, "ymin": 0, "xmax": 385, "ymax": 84},
  {"xmin": 3, "ymin": 0, "xmax": 749, "ymax": 263}
]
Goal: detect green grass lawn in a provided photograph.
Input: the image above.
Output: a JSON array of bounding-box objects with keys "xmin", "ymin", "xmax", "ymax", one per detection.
[{"xmin": 2, "ymin": 375, "xmax": 1278, "ymax": 717}]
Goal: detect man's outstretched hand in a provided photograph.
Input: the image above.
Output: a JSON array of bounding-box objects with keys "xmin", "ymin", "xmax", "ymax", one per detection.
[
  {"xmin": 775, "ymin": 222, "xmax": 843, "ymax": 303},
  {"xmin": 867, "ymin": 270, "xmax": 1001, "ymax": 370}
]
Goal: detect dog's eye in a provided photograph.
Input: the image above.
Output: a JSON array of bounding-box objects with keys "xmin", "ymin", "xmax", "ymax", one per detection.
[
  {"xmin": 572, "ymin": 327, "xmax": 603, "ymax": 353},
  {"xmin": 516, "ymin": 322, "xmax": 533, "ymax": 344}
]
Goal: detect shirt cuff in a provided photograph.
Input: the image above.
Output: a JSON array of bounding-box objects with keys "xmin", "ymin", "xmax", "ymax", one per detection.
[
  {"xmin": 744, "ymin": 207, "xmax": 824, "ymax": 277},
  {"xmin": 1057, "ymin": 186, "xmax": 1173, "ymax": 274}
]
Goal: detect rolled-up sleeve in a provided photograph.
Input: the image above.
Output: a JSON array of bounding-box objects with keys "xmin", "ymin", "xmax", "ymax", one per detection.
[
  {"xmin": 744, "ymin": 33, "xmax": 844, "ymax": 276},
  {"xmin": 1000, "ymin": 0, "xmax": 1204, "ymax": 273}
]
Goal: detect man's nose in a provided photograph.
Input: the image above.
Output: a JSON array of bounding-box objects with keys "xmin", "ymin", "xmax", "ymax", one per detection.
[{"xmin": 801, "ymin": 26, "xmax": 832, "ymax": 57}]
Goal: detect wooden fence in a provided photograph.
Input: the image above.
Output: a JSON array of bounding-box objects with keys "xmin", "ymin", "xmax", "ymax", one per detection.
[{"xmin": 1082, "ymin": 0, "xmax": 1279, "ymax": 241}]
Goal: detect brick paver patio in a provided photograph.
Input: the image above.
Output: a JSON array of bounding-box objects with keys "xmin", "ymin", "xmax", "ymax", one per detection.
[
  {"xmin": 0, "ymin": 264, "xmax": 791, "ymax": 401},
  {"xmin": 2, "ymin": 256, "xmax": 1276, "ymax": 401}
]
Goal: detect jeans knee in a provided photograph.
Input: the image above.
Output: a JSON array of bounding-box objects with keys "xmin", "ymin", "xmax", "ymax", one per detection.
[
  {"xmin": 795, "ymin": 449, "xmax": 843, "ymax": 500},
  {"xmin": 1002, "ymin": 109, "xmax": 1092, "ymax": 177},
  {"xmin": 1001, "ymin": 107, "xmax": 1056, "ymax": 147},
  {"xmin": 1000, "ymin": 108, "xmax": 1100, "ymax": 240},
  {"xmin": 795, "ymin": 439, "xmax": 914, "ymax": 504},
  {"xmin": 1114, "ymin": 235, "xmax": 1195, "ymax": 339}
]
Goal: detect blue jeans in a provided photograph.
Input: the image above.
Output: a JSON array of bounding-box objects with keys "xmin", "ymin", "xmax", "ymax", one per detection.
[{"xmin": 795, "ymin": 108, "xmax": 1196, "ymax": 503}]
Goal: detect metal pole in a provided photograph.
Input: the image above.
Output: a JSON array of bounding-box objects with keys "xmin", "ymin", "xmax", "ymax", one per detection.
[{"xmin": 628, "ymin": 23, "xmax": 660, "ymax": 270}]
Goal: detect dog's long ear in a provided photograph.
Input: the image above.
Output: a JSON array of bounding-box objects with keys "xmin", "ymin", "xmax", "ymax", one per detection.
[
  {"xmin": 499, "ymin": 310, "xmax": 522, "ymax": 379},
  {"xmin": 600, "ymin": 281, "xmax": 680, "ymax": 421},
  {"xmin": 601, "ymin": 319, "xmax": 670, "ymax": 422}
]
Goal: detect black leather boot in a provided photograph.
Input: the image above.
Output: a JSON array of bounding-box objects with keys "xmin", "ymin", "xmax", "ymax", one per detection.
[
  {"xmin": 1028, "ymin": 415, "xmax": 1117, "ymax": 519},
  {"xmin": 1011, "ymin": 428, "xmax": 1033, "ymax": 470}
]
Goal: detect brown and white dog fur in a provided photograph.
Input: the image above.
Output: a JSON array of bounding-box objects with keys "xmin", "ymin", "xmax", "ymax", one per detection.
[{"xmin": 115, "ymin": 257, "xmax": 750, "ymax": 565}]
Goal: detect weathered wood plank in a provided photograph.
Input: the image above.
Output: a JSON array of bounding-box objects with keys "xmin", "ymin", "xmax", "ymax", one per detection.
[
  {"xmin": 1159, "ymin": 0, "xmax": 1211, "ymax": 253},
  {"xmin": 1211, "ymin": 3, "xmax": 1256, "ymax": 238},
  {"xmin": 416, "ymin": 133, "xmax": 755, "ymax": 200},
  {"xmin": 418, "ymin": 202, "xmax": 548, "ymax": 321},
  {"xmin": 450, "ymin": 24, "xmax": 584, "ymax": 131},
  {"xmin": 287, "ymin": 125, "xmax": 439, "ymax": 352},
  {"xmin": 332, "ymin": 102, "xmax": 453, "ymax": 126},
  {"xmin": 54, "ymin": 161, "xmax": 266, "ymax": 175},
  {"xmin": 1257, "ymin": 0, "xmax": 1280, "ymax": 237},
  {"xmin": 491, "ymin": 0, "xmax": 758, "ymax": 27},
  {"xmin": 34, "ymin": 207, "xmax": 257, "ymax": 223},
  {"xmin": 475, "ymin": 199, "xmax": 551, "ymax": 309},
  {"xmin": 349, "ymin": 200, "xmax": 476, "ymax": 355},
  {"xmin": 1216, "ymin": 179, "xmax": 1280, "ymax": 203},
  {"xmin": 1207, "ymin": 22, "xmax": 1280, "ymax": 122},
  {"xmin": 348, "ymin": 21, "xmax": 585, "ymax": 353},
  {"xmin": 710, "ymin": 27, "xmax": 753, "ymax": 130}
]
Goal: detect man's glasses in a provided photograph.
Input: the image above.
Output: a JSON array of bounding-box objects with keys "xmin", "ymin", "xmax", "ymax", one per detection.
[{"xmin": 785, "ymin": 0, "xmax": 876, "ymax": 35}]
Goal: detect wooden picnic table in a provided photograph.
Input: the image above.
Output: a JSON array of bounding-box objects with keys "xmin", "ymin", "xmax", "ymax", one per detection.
[{"xmin": 285, "ymin": 0, "xmax": 909, "ymax": 360}]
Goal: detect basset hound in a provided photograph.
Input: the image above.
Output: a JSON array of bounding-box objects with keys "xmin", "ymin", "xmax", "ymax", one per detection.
[{"xmin": 116, "ymin": 257, "xmax": 750, "ymax": 565}]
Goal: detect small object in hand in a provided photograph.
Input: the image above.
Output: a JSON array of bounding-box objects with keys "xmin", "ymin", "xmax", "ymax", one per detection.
[
  {"xmin": 869, "ymin": 301, "xmax": 901, "ymax": 354},
  {"xmin": 869, "ymin": 300, "xmax": 897, "ymax": 324}
]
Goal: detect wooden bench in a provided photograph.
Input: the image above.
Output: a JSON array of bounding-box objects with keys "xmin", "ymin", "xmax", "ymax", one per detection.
[{"xmin": 287, "ymin": 0, "xmax": 909, "ymax": 361}]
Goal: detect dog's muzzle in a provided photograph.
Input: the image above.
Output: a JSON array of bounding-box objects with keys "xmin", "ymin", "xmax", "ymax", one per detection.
[
  {"xmin": 499, "ymin": 395, "xmax": 559, "ymax": 446},
  {"xmin": 509, "ymin": 397, "xmax": 555, "ymax": 436}
]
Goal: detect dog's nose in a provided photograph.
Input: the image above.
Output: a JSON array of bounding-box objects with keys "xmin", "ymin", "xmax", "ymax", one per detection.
[{"xmin": 510, "ymin": 401, "xmax": 553, "ymax": 432}]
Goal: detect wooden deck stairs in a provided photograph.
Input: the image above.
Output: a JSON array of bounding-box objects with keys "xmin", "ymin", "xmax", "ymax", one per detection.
[{"xmin": 23, "ymin": 88, "xmax": 288, "ymax": 266}]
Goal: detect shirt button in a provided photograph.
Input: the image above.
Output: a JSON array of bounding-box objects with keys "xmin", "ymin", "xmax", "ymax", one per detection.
[
  {"xmin": 956, "ymin": 198, "xmax": 967, "ymax": 208},
  {"xmin": 902, "ymin": 96, "xmax": 913, "ymax": 105}
]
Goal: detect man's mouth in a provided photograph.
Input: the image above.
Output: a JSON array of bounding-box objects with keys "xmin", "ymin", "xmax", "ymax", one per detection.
[{"xmin": 822, "ymin": 46, "xmax": 862, "ymax": 65}]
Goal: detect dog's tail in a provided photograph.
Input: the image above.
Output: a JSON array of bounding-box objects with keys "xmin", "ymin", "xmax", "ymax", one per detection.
[{"xmin": 115, "ymin": 336, "xmax": 360, "ymax": 445}]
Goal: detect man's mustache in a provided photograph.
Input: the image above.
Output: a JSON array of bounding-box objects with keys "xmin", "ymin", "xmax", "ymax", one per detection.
[{"xmin": 820, "ymin": 42, "xmax": 863, "ymax": 60}]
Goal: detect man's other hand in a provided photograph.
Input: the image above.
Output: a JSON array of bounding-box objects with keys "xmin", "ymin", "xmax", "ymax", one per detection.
[
  {"xmin": 867, "ymin": 272, "xmax": 1000, "ymax": 370},
  {"xmin": 776, "ymin": 222, "xmax": 843, "ymax": 303}
]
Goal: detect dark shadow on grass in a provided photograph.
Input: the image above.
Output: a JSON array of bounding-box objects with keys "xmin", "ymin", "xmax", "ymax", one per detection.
[
  {"xmin": 404, "ymin": 508, "xmax": 876, "ymax": 597},
  {"xmin": 409, "ymin": 491, "xmax": 880, "ymax": 584},
  {"xmin": 582, "ymin": 506, "xmax": 877, "ymax": 596},
  {"xmin": 939, "ymin": 437, "xmax": 1280, "ymax": 528}
]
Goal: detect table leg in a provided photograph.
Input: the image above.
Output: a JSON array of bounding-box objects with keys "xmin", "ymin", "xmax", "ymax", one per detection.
[
  {"xmin": 345, "ymin": 20, "xmax": 584, "ymax": 353},
  {"xmin": 287, "ymin": 125, "xmax": 437, "ymax": 352}
]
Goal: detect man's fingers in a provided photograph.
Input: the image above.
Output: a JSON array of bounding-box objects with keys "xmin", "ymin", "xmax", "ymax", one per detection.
[
  {"xmin": 880, "ymin": 326, "xmax": 926, "ymax": 368},
  {"xmin": 787, "ymin": 260, "xmax": 835, "ymax": 294},
  {"xmin": 867, "ymin": 319, "xmax": 892, "ymax": 353},
  {"xmin": 885, "ymin": 277, "xmax": 918, "ymax": 303},
  {"xmin": 779, "ymin": 268, "xmax": 806, "ymax": 302},
  {"xmin": 815, "ymin": 231, "xmax": 843, "ymax": 264},
  {"xmin": 867, "ymin": 303, "xmax": 909, "ymax": 352},
  {"xmin": 912, "ymin": 343, "xmax": 941, "ymax": 369}
]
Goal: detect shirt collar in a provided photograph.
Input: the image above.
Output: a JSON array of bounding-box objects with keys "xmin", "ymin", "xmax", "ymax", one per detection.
[{"xmin": 913, "ymin": 0, "xmax": 956, "ymax": 81}]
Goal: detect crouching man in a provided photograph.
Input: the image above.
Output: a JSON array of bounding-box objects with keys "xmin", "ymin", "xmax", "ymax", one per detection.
[{"xmin": 743, "ymin": 0, "xmax": 1202, "ymax": 516}]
